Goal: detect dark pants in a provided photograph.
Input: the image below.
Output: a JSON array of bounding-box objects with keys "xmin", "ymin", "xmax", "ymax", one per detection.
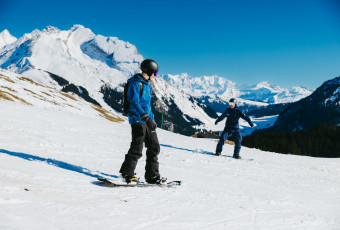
[
  {"xmin": 216, "ymin": 128, "xmax": 242, "ymax": 155},
  {"xmin": 119, "ymin": 123, "xmax": 160, "ymax": 178}
]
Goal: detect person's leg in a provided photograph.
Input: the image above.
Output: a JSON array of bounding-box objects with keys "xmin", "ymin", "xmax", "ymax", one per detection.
[
  {"xmin": 144, "ymin": 127, "xmax": 161, "ymax": 179},
  {"xmin": 119, "ymin": 123, "xmax": 147, "ymax": 176},
  {"xmin": 233, "ymin": 130, "xmax": 242, "ymax": 157},
  {"xmin": 216, "ymin": 129, "xmax": 230, "ymax": 155}
]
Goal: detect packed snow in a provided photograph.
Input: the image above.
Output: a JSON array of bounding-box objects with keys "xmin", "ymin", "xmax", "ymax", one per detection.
[{"xmin": 1, "ymin": 101, "xmax": 339, "ymax": 229}]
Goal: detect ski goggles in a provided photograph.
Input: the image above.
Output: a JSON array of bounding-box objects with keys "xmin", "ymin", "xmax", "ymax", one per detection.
[
  {"xmin": 229, "ymin": 102, "xmax": 236, "ymax": 106},
  {"xmin": 154, "ymin": 70, "xmax": 159, "ymax": 76}
]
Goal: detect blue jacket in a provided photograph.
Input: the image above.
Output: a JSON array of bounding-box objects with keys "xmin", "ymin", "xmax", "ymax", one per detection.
[
  {"xmin": 127, "ymin": 74, "xmax": 155, "ymax": 125},
  {"xmin": 216, "ymin": 106, "xmax": 254, "ymax": 130}
]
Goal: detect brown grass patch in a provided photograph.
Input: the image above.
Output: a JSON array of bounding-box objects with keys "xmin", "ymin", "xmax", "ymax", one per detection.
[
  {"xmin": 0, "ymin": 90, "xmax": 15, "ymax": 101},
  {"xmin": 214, "ymin": 139, "xmax": 235, "ymax": 145},
  {"xmin": 224, "ymin": 140, "xmax": 235, "ymax": 145},
  {"xmin": 58, "ymin": 96, "xmax": 66, "ymax": 101},
  {"xmin": 46, "ymin": 100, "xmax": 60, "ymax": 106},
  {"xmin": 18, "ymin": 77, "xmax": 45, "ymax": 87},
  {"xmin": 24, "ymin": 89, "xmax": 60, "ymax": 106},
  {"xmin": 42, "ymin": 92, "xmax": 52, "ymax": 97},
  {"xmin": 24, "ymin": 88, "xmax": 39, "ymax": 96},
  {"xmin": 0, "ymin": 74, "xmax": 16, "ymax": 83},
  {"xmin": 0, "ymin": 89, "xmax": 32, "ymax": 105},
  {"xmin": 66, "ymin": 104, "xmax": 80, "ymax": 110},
  {"xmin": 0, "ymin": 86, "xmax": 17, "ymax": 93},
  {"xmin": 92, "ymin": 105, "xmax": 124, "ymax": 123},
  {"xmin": 39, "ymin": 97, "xmax": 60, "ymax": 106},
  {"xmin": 60, "ymin": 92, "xmax": 78, "ymax": 101}
]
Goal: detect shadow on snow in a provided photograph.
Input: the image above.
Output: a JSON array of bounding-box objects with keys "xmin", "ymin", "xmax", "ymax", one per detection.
[
  {"xmin": 160, "ymin": 144, "xmax": 234, "ymax": 158},
  {"xmin": 0, "ymin": 149, "xmax": 118, "ymax": 179}
]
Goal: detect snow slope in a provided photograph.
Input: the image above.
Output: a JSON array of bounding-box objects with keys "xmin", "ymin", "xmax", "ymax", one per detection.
[
  {"xmin": 1, "ymin": 103, "xmax": 339, "ymax": 229},
  {"xmin": 0, "ymin": 68, "xmax": 124, "ymax": 123}
]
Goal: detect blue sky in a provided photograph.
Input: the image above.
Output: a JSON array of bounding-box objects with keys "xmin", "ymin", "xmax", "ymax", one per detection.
[{"xmin": 1, "ymin": 0, "xmax": 339, "ymax": 89}]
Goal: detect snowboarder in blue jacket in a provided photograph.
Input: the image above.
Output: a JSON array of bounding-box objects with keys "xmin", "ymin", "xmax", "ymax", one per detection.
[
  {"xmin": 215, "ymin": 98, "xmax": 255, "ymax": 159},
  {"xmin": 119, "ymin": 59, "xmax": 166, "ymax": 184}
]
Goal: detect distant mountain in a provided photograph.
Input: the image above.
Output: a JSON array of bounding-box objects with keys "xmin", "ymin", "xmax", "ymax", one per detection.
[
  {"xmin": 163, "ymin": 73, "xmax": 240, "ymax": 99},
  {"xmin": 197, "ymin": 94, "xmax": 268, "ymax": 113},
  {"xmin": 162, "ymin": 74, "xmax": 313, "ymax": 111},
  {"xmin": 0, "ymin": 25, "xmax": 217, "ymax": 135},
  {"xmin": 0, "ymin": 29, "xmax": 17, "ymax": 50},
  {"xmin": 255, "ymin": 76, "xmax": 340, "ymax": 132},
  {"xmin": 239, "ymin": 81, "xmax": 312, "ymax": 104},
  {"xmin": 245, "ymin": 103, "xmax": 291, "ymax": 118}
]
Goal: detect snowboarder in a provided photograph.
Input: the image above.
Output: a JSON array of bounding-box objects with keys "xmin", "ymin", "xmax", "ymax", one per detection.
[
  {"xmin": 119, "ymin": 59, "xmax": 166, "ymax": 184},
  {"xmin": 215, "ymin": 98, "xmax": 255, "ymax": 159}
]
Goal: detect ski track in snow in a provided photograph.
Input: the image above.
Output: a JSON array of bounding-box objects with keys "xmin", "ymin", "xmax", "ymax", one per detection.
[{"xmin": 0, "ymin": 102, "xmax": 340, "ymax": 230}]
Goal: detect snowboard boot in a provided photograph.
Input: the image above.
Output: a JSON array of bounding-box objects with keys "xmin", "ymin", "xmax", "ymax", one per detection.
[
  {"xmin": 145, "ymin": 176, "xmax": 167, "ymax": 185},
  {"xmin": 121, "ymin": 174, "xmax": 139, "ymax": 184},
  {"xmin": 233, "ymin": 154, "xmax": 241, "ymax": 159},
  {"xmin": 215, "ymin": 151, "xmax": 221, "ymax": 156}
]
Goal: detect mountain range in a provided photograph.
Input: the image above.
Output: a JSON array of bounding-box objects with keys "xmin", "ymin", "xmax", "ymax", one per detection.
[
  {"xmin": 272, "ymin": 76, "xmax": 340, "ymax": 132},
  {"xmin": 0, "ymin": 26, "xmax": 217, "ymax": 135},
  {"xmin": 0, "ymin": 25, "xmax": 322, "ymax": 136},
  {"xmin": 162, "ymin": 73, "xmax": 312, "ymax": 104}
]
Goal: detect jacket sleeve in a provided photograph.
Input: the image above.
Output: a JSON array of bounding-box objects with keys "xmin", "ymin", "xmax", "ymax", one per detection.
[
  {"xmin": 149, "ymin": 85, "xmax": 155, "ymax": 120},
  {"xmin": 216, "ymin": 108, "xmax": 229, "ymax": 123},
  {"xmin": 127, "ymin": 81, "xmax": 145, "ymax": 116},
  {"xmin": 239, "ymin": 110, "xmax": 254, "ymax": 126}
]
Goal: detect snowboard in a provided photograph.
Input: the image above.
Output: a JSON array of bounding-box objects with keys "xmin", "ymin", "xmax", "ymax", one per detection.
[
  {"xmin": 97, "ymin": 177, "xmax": 181, "ymax": 187},
  {"xmin": 216, "ymin": 154, "xmax": 254, "ymax": 161}
]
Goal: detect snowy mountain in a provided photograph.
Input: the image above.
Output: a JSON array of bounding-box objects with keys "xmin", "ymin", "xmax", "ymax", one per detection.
[
  {"xmin": 266, "ymin": 76, "xmax": 340, "ymax": 132},
  {"xmin": 0, "ymin": 25, "xmax": 217, "ymax": 135},
  {"xmin": 1, "ymin": 90, "xmax": 340, "ymax": 229},
  {"xmin": 0, "ymin": 69, "xmax": 124, "ymax": 123},
  {"xmin": 162, "ymin": 74, "xmax": 313, "ymax": 112},
  {"xmin": 240, "ymin": 81, "xmax": 312, "ymax": 104},
  {"xmin": 0, "ymin": 29, "xmax": 17, "ymax": 50},
  {"xmin": 198, "ymin": 94, "xmax": 269, "ymax": 113},
  {"xmin": 163, "ymin": 73, "xmax": 240, "ymax": 98}
]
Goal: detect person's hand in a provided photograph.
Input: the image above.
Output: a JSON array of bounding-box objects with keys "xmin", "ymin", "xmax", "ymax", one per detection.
[
  {"xmin": 141, "ymin": 113, "xmax": 157, "ymax": 131},
  {"xmin": 250, "ymin": 123, "xmax": 255, "ymax": 127},
  {"xmin": 215, "ymin": 120, "xmax": 219, "ymax": 125}
]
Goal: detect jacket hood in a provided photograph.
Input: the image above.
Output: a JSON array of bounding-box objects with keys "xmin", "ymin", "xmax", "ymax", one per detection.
[{"xmin": 127, "ymin": 74, "xmax": 149, "ymax": 84}]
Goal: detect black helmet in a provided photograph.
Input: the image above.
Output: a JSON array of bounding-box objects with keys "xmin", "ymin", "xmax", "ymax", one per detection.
[
  {"xmin": 229, "ymin": 98, "xmax": 237, "ymax": 104},
  {"xmin": 141, "ymin": 59, "xmax": 159, "ymax": 77}
]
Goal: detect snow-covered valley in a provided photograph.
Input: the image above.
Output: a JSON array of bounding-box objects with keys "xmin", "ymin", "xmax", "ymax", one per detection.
[{"xmin": 1, "ymin": 100, "xmax": 339, "ymax": 230}]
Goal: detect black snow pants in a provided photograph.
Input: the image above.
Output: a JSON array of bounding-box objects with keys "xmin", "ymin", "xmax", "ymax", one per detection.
[
  {"xmin": 216, "ymin": 127, "xmax": 242, "ymax": 155},
  {"xmin": 119, "ymin": 122, "xmax": 160, "ymax": 178}
]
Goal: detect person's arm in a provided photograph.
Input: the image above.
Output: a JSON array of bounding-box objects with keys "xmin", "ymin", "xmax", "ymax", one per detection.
[
  {"xmin": 215, "ymin": 109, "xmax": 229, "ymax": 124},
  {"xmin": 239, "ymin": 111, "xmax": 254, "ymax": 127},
  {"xmin": 149, "ymin": 84, "xmax": 155, "ymax": 121},
  {"xmin": 127, "ymin": 81, "xmax": 145, "ymax": 116}
]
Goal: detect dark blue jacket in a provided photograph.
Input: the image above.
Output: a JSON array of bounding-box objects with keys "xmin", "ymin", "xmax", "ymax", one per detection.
[
  {"xmin": 216, "ymin": 106, "xmax": 254, "ymax": 130},
  {"xmin": 127, "ymin": 74, "xmax": 155, "ymax": 125}
]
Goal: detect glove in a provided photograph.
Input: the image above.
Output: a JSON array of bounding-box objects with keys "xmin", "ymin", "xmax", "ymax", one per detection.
[
  {"xmin": 250, "ymin": 123, "xmax": 255, "ymax": 127},
  {"xmin": 141, "ymin": 113, "xmax": 157, "ymax": 131},
  {"xmin": 215, "ymin": 120, "xmax": 219, "ymax": 125}
]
